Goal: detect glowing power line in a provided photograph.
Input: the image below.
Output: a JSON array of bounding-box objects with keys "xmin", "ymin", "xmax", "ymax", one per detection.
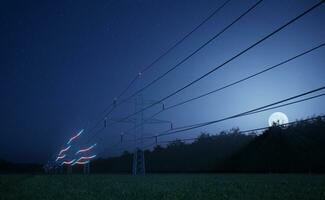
[
  {"xmin": 61, "ymin": 159, "xmax": 76, "ymax": 165},
  {"xmin": 67, "ymin": 129, "xmax": 84, "ymax": 144},
  {"xmin": 72, "ymin": 155, "xmax": 97, "ymax": 165},
  {"xmin": 58, "ymin": 145, "xmax": 71, "ymax": 156},
  {"xmin": 55, "ymin": 154, "xmax": 66, "ymax": 161},
  {"xmin": 73, "ymin": 160, "xmax": 90, "ymax": 165},
  {"xmin": 76, "ymin": 155, "xmax": 97, "ymax": 161},
  {"xmin": 75, "ymin": 143, "xmax": 97, "ymax": 155}
]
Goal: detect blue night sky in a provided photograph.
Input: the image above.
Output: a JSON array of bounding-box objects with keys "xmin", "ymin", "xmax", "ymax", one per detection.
[{"xmin": 1, "ymin": 0, "xmax": 324, "ymax": 163}]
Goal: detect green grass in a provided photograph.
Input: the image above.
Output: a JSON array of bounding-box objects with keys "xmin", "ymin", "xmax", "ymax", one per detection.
[{"xmin": 0, "ymin": 174, "xmax": 324, "ymax": 200}]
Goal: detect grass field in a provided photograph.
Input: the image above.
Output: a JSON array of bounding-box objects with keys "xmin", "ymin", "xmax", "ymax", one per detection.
[{"xmin": 0, "ymin": 174, "xmax": 324, "ymax": 200}]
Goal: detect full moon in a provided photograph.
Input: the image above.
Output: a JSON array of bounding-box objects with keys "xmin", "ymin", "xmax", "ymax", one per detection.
[{"xmin": 268, "ymin": 112, "xmax": 289, "ymax": 127}]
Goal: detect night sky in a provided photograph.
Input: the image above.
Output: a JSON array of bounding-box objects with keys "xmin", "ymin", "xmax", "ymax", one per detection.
[{"xmin": 1, "ymin": 0, "xmax": 324, "ymax": 164}]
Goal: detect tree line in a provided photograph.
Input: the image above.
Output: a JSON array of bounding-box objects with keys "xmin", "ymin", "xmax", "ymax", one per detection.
[
  {"xmin": 1, "ymin": 116, "xmax": 324, "ymax": 173},
  {"xmin": 92, "ymin": 116, "xmax": 325, "ymax": 173}
]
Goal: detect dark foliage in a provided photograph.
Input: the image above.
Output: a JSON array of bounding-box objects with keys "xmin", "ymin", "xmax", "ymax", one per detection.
[
  {"xmin": 90, "ymin": 116, "xmax": 325, "ymax": 173},
  {"xmin": 0, "ymin": 159, "xmax": 42, "ymax": 174},
  {"xmin": 225, "ymin": 116, "xmax": 325, "ymax": 173},
  {"xmin": 1, "ymin": 116, "xmax": 324, "ymax": 174}
]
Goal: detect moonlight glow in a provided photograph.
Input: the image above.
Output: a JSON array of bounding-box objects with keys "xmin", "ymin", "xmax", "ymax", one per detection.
[{"xmin": 268, "ymin": 112, "xmax": 289, "ymax": 126}]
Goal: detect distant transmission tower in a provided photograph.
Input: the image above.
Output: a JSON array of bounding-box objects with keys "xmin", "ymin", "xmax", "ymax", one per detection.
[
  {"xmin": 131, "ymin": 94, "xmax": 171, "ymax": 175},
  {"xmin": 84, "ymin": 162, "xmax": 90, "ymax": 174},
  {"xmin": 132, "ymin": 94, "xmax": 145, "ymax": 175},
  {"xmin": 109, "ymin": 93, "xmax": 171, "ymax": 175},
  {"xmin": 132, "ymin": 148, "xmax": 145, "ymax": 175}
]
